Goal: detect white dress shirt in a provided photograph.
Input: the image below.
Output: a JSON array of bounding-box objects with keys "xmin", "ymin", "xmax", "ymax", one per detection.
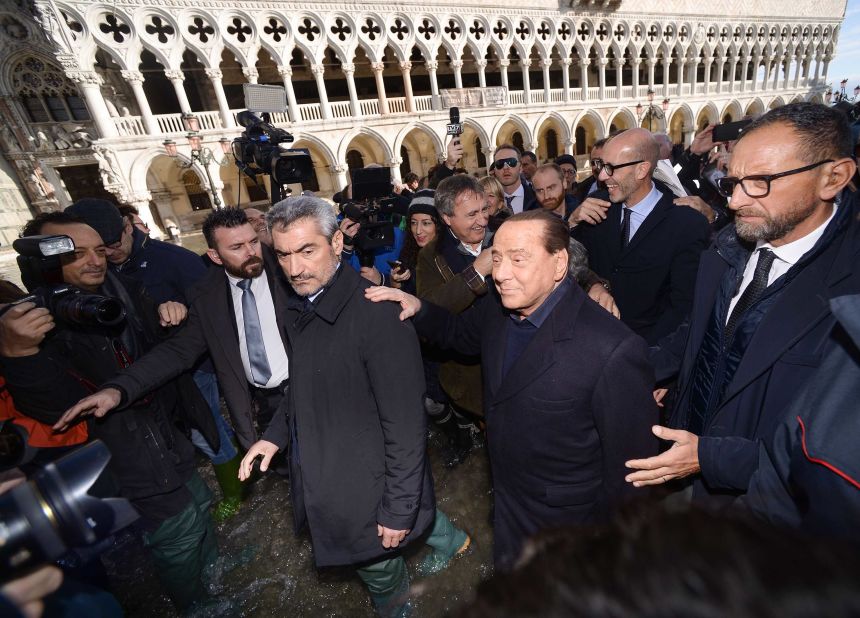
[
  {"xmin": 504, "ymin": 184, "xmax": 526, "ymax": 214},
  {"xmin": 622, "ymin": 182, "xmax": 662, "ymax": 240},
  {"xmin": 727, "ymin": 205, "xmax": 837, "ymax": 320},
  {"xmin": 226, "ymin": 271, "xmax": 290, "ymax": 388}
]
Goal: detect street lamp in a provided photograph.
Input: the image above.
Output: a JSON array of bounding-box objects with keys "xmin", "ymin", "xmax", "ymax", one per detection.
[
  {"xmin": 635, "ymin": 89, "xmax": 670, "ymax": 132},
  {"xmin": 163, "ymin": 114, "xmax": 232, "ymax": 208}
]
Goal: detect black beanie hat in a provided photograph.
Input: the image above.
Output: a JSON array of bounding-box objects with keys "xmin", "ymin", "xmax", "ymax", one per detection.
[
  {"xmin": 65, "ymin": 198, "xmax": 125, "ymax": 245},
  {"xmin": 407, "ymin": 189, "xmax": 437, "ymax": 219}
]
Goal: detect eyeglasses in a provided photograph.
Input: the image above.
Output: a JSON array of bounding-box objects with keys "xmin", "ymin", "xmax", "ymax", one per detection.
[
  {"xmin": 493, "ymin": 157, "xmax": 519, "ymax": 170},
  {"xmin": 593, "ymin": 159, "xmax": 644, "ymax": 177},
  {"xmin": 716, "ymin": 160, "xmax": 833, "ymax": 198},
  {"xmin": 561, "ymin": 168, "xmax": 576, "ymax": 176}
]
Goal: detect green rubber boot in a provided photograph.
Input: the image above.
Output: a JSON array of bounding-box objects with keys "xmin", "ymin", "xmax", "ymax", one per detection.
[
  {"xmin": 211, "ymin": 452, "xmax": 245, "ymax": 522},
  {"xmin": 415, "ymin": 510, "xmax": 471, "ymax": 577}
]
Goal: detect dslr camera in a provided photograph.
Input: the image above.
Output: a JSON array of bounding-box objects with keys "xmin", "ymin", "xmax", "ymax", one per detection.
[
  {"xmin": 0, "ymin": 438, "xmax": 138, "ymax": 582},
  {"xmin": 9, "ymin": 235, "xmax": 125, "ymax": 328},
  {"xmin": 340, "ymin": 167, "xmax": 408, "ymax": 267}
]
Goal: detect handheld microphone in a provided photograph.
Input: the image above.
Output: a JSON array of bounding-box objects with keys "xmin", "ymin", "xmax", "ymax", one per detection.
[{"xmin": 447, "ymin": 107, "xmax": 463, "ymax": 138}]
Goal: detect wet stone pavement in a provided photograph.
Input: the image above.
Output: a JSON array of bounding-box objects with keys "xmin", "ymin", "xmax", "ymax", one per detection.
[{"xmin": 102, "ymin": 431, "xmax": 495, "ymax": 617}]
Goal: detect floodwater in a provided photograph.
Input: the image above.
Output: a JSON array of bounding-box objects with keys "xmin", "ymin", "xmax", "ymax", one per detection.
[
  {"xmin": 103, "ymin": 431, "xmax": 495, "ymax": 617},
  {"xmin": 1, "ymin": 232, "xmax": 497, "ymax": 615}
]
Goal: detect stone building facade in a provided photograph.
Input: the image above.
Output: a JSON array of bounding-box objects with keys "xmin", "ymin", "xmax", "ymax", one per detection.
[{"xmin": 0, "ymin": 0, "xmax": 846, "ymax": 240}]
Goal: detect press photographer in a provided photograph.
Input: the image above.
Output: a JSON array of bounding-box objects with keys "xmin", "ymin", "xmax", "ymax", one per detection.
[
  {"xmin": 337, "ymin": 165, "xmax": 410, "ymax": 285},
  {"xmin": 0, "ymin": 212, "xmax": 220, "ymax": 611}
]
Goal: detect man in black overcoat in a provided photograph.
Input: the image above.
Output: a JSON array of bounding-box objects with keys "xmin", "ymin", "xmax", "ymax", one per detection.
[
  {"xmin": 367, "ymin": 210, "xmax": 658, "ymax": 571},
  {"xmin": 240, "ymin": 196, "xmax": 469, "ymax": 617}
]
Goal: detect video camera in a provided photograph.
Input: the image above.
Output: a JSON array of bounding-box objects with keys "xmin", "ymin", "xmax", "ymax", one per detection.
[
  {"xmin": 232, "ymin": 111, "xmax": 315, "ymax": 201},
  {"xmin": 7, "ymin": 235, "xmax": 126, "ymax": 328},
  {"xmin": 0, "ymin": 439, "xmax": 138, "ymax": 583},
  {"xmin": 339, "ymin": 167, "xmax": 408, "ymax": 267}
]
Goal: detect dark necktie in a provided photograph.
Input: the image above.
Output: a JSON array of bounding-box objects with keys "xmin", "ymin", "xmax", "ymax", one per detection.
[
  {"xmin": 237, "ymin": 279, "xmax": 272, "ymax": 385},
  {"xmin": 724, "ymin": 248, "xmax": 777, "ymax": 342},
  {"xmin": 505, "ymin": 195, "xmax": 514, "ymax": 210},
  {"xmin": 620, "ymin": 207, "xmax": 632, "ymax": 248}
]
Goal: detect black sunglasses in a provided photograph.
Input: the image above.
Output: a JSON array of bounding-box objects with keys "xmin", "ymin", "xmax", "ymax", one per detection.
[
  {"xmin": 493, "ymin": 157, "xmax": 519, "ymax": 170},
  {"xmin": 593, "ymin": 159, "xmax": 644, "ymax": 177},
  {"xmin": 716, "ymin": 160, "xmax": 834, "ymax": 198}
]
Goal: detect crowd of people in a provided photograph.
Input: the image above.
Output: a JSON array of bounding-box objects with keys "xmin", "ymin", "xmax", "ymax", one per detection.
[{"xmin": 1, "ymin": 100, "xmax": 859, "ymax": 617}]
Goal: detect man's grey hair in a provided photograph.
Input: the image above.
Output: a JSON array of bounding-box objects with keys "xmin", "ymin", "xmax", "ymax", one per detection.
[
  {"xmin": 568, "ymin": 238, "xmax": 590, "ymax": 282},
  {"xmin": 267, "ymin": 195, "xmax": 339, "ymax": 240},
  {"xmin": 435, "ymin": 175, "xmax": 484, "ymax": 217}
]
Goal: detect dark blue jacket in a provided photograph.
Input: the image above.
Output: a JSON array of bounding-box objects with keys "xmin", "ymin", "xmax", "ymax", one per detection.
[
  {"xmin": 112, "ymin": 228, "xmax": 207, "ymax": 305},
  {"xmin": 742, "ymin": 293, "xmax": 860, "ymax": 543},
  {"xmin": 652, "ymin": 190, "xmax": 860, "ymax": 506}
]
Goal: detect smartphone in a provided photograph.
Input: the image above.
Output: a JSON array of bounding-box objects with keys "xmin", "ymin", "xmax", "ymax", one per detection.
[
  {"xmin": 712, "ymin": 119, "xmax": 752, "ymax": 143},
  {"xmin": 386, "ymin": 260, "xmax": 402, "ymax": 270}
]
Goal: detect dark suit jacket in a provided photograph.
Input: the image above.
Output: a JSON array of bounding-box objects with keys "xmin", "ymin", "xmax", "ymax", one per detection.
[
  {"xmin": 415, "ymin": 279, "xmax": 658, "ymax": 569},
  {"xmin": 653, "ymin": 191, "xmax": 860, "ymax": 505},
  {"xmin": 108, "ymin": 248, "xmax": 290, "ymax": 449},
  {"xmin": 572, "ymin": 187, "xmax": 711, "ymax": 344}
]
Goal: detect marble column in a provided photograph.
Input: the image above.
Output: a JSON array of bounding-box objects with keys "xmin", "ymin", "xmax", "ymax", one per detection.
[
  {"xmin": 371, "ymin": 62, "xmax": 389, "ymax": 114},
  {"xmin": 476, "ymin": 59, "xmax": 488, "ymax": 88},
  {"xmin": 561, "ymin": 58, "xmax": 571, "ymax": 102},
  {"xmin": 662, "ymin": 57, "xmax": 671, "ymax": 98},
  {"xmin": 499, "ymin": 59, "xmax": 511, "ymax": 92},
  {"xmin": 426, "ymin": 60, "xmax": 441, "ymax": 110},
  {"xmin": 126, "ymin": 192, "xmax": 164, "ymax": 239},
  {"xmin": 277, "ymin": 65, "xmax": 301, "ymax": 122},
  {"xmin": 521, "ymin": 59, "xmax": 532, "ymax": 103},
  {"xmin": 451, "ymin": 60, "xmax": 464, "ymax": 89},
  {"xmin": 204, "ymin": 69, "xmax": 237, "ymax": 129},
  {"xmin": 342, "ymin": 63, "xmax": 361, "ymax": 118},
  {"xmin": 164, "ymin": 69, "xmax": 192, "ymax": 115},
  {"xmin": 702, "ymin": 59, "xmax": 712, "ymax": 94},
  {"xmin": 598, "ymin": 57, "xmax": 608, "ymax": 100},
  {"xmin": 579, "ymin": 58, "xmax": 590, "ymax": 99},
  {"xmin": 647, "ymin": 57, "xmax": 656, "ymax": 90},
  {"xmin": 242, "ymin": 67, "xmax": 259, "ymax": 85},
  {"xmin": 400, "ymin": 61, "xmax": 415, "ymax": 112},
  {"xmin": 631, "ymin": 58, "xmax": 641, "ymax": 96},
  {"xmin": 613, "ymin": 57, "xmax": 623, "ymax": 98},
  {"xmin": 120, "ymin": 70, "xmax": 158, "ymax": 135},
  {"xmin": 310, "ymin": 64, "xmax": 332, "ymax": 119},
  {"xmin": 67, "ymin": 71, "xmax": 118, "ymax": 138},
  {"xmin": 541, "ymin": 58, "xmax": 552, "ymax": 103},
  {"xmin": 715, "ymin": 56, "xmax": 726, "ymax": 94},
  {"xmin": 793, "ymin": 54, "xmax": 805, "ymax": 88}
]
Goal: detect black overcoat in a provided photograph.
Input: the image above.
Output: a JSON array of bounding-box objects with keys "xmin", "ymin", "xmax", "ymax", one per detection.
[
  {"xmin": 415, "ymin": 280, "xmax": 658, "ymax": 569},
  {"xmin": 266, "ymin": 265, "xmax": 436, "ymax": 568}
]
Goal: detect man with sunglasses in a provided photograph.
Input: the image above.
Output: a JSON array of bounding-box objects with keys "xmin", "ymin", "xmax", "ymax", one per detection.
[
  {"xmin": 571, "ymin": 129, "xmax": 711, "ymax": 345},
  {"xmin": 626, "ymin": 102, "xmax": 860, "ymax": 509},
  {"xmin": 492, "ymin": 144, "xmax": 539, "ymax": 214}
]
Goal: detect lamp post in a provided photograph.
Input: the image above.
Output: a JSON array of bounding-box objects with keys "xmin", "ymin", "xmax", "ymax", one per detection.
[
  {"xmin": 163, "ymin": 114, "xmax": 232, "ymax": 208},
  {"xmin": 635, "ymin": 89, "xmax": 670, "ymax": 132}
]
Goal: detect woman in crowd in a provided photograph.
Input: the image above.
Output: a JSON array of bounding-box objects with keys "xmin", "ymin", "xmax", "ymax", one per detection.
[{"xmin": 479, "ymin": 175, "xmax": 511, "ymax": 231}]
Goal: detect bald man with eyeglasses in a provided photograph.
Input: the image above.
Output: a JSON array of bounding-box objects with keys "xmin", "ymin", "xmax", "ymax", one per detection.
[{"xmin": 571, "ymin": 128, "xmax": 711, "ymax": 345}]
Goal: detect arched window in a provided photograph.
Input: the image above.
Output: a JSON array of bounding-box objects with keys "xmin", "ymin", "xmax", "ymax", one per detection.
[
  {"xmin": 346, "ymin": 149, "xmax": 365, "ymax": 171},
  {"xmin": 512, "ymin": 131, "xmax": 524, "ymax": 152},
  {"xmin": 545, "ymin": 129, "xmax": 559, "ymax": 159},
  {"xmin": 182, "ymin": 170, "xmax": 212, "ymax": 211},
  {"xmin": 12, "ymin": 56, "xmax": 89, "ymax": 123},
  {"xmin": 475, "ymin": 138, "xmax": 487, "ymax": 170},
  {"xmin": 575, "ymin": 127, "xmax": 587, "ymax": 155}
]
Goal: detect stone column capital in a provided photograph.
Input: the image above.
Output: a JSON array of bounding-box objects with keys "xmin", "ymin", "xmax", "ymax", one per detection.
[
  {"xmin": 426, "ymin": 60, "xmax": 439, "ymax": 71},
  {"xmin": 342, "ymin": 63, "xmax": 355, "ymax": 74},
  {"xmin": 561, "ymin": 58, "xmax": 573, "ymax": 67},
  {"xmin": 164, "ymin": 69, "xmax": 185, "ymax": 81},
  {"xmin": 331, "ymin": 164, "xmax": 347, "ymax": 174},
  {"xmin": 541, "ymin": 58, "xmax": 553, "ymax": 69},
  {"xmin": 242, "ymin": 67, "xmax": 259, "ymax": 80},
  {"xmin": 450, "ymin": 60, "xmax": 464, "ymax": 70},
  {"xmin": 498, "ymin": 59, "xmax": 510, "ymax": 68},
  {"xmin": 66, "ymin": 71, "xmax": 103, "ymax": 86},
  {"xmin": 120, "ymin": 70, "xmax": 144, "ymax": 83},
  {"xmin": 520, "ymin": 58, "xmax": 532, "ymax": 68},
  {"xmin": 399, "ymin": 61, "xmax": 412, "ymax": 72},
  {"xmin": 204, "ymin": 68, "xmax": 223, "ymax": 80},
  {"xmin": 597, "ymin": 57, "xmax": 609, "ymax": 67},
  {"xmin": 310, "ymin": 64, "xmax": 325, "ymax": 76},
  {"xmin": 387, "ymin": 157, "xmax": 402, "ymax": 166},
  {"xmin": 370, "ymin": 62, "xmax": 385, "ymax": 72},
  {"xmin": 475, "ymin": 59, "xmax": 488, "ymax": 69},
  {"xmin": 277, "ymin": 65, "xmax": 293, "ymax": 78}
]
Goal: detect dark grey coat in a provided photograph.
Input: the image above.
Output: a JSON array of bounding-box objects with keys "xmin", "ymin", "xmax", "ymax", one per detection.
[{"xmin": 266, "ymin": 265, "xmax": 436, "ymax": 568}]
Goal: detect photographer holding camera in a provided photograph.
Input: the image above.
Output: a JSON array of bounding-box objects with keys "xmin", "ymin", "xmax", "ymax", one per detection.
[{"xmin": 0, "ymin": 213, "xmax": 219, "ymax": 611}]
